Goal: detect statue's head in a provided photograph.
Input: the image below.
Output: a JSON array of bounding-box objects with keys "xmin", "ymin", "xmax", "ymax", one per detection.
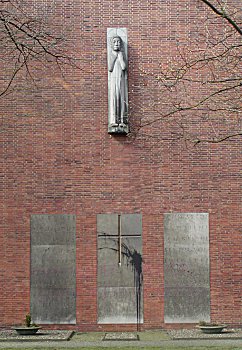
[{"xmin": 111, "ymin": 36, "xmax": 123, "ymax": 51}]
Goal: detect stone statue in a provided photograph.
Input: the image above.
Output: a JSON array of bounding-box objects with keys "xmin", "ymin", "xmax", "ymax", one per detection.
[{"xmin": 107, "ymin": 29, "xmax": 128, "ymax": 134}]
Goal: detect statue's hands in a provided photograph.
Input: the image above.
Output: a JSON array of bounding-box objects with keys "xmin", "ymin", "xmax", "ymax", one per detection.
[
  {"xmin": 112, "ymin": 50, "xmax": 118, "ymax": 57},
  {"xmin": 118, "ymin": 51, "xmax": 123, "ymax": 59},
  {"xmin": 109, "ymin": 50, "xmax": 126, "ymax": 71},
  {"xmin": 118, "ymin": 51, "xmax": 126, "ymax": 70}
]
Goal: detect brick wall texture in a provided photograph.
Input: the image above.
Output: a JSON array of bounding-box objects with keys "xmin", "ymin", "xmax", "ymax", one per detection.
[{"xmin": 1, "ymin": 0, "xmax": 241, "ymax": 329}]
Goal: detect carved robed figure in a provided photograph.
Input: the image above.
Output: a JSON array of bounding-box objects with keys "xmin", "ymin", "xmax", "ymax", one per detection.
[{"xmin": 107, "ymin": 29, "xmax": 128, "ymax": 134}]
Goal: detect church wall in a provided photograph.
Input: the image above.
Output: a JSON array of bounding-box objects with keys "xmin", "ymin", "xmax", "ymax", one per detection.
[{"xmin": 1, "ymin": 0, "xmax": 241, "ymax": 329}]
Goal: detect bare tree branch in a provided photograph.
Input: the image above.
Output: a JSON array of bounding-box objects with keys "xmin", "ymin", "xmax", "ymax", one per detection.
[
  {"xmin": 200, "ymin": 0, "xmax": 242, "ymax": 35},
  {"xmin": 139, "ymin": 82, "xmax": 241, "ymax": 128},
  {"xmin": 0, "ymin": 0, "xmax": 82, "ymax": 98},
  {"xmin": 194, "ymin": 132, "xmax": 242, "ymax": 144},
  {"xmin": 135, "ymin": 1, "xmax": 242, "ymax": 145}
]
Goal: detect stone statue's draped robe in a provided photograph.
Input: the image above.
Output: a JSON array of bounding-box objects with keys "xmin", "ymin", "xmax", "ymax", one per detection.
[{"xmin": 109, "ymin": 52, "xmax": 127, "ymax": 125}]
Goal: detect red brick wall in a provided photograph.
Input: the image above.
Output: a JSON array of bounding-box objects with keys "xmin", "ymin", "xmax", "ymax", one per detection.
[{"xmin": 1, "ymin": 0, "xmax": 241, "ymax": 329}]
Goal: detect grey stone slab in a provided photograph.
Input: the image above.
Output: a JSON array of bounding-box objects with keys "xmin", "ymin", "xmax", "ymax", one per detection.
[
  {"xmin": 97, "ymin": 214, "xmax": 119, "ymax": 236},
  {"xmin": 97, "ymin": 214, "xmax": 143, "ymax": 324},
  {"xmin": 164, "ymin": 287, "xmax": 210, "ymax": 323},
  {"xmin": 98, "ymin": 287, "xmax": 143, "ymax": 324},
  {"xmin": 31, "ymin": 287, "xmax": 76, "ymax": 324},
  {"xmin": 120, "ymin": 214, "xmax": 142, "ymax": 236},
  {"xmin": 98, "ymin": 237, "xmax": 142, "ymax": 287},
  {"xmin": 31, "ymin": 214, "xmax": 76, "ymax": 324},
  {"xmin": 31, "ymin": 246, "xmax": 75, "ymax": 288},
  {"xmin": 164, "ymin": 213, "xmax": 210, "ymax": 323},
  {"xmin": 31, "ymin": 214, "xmax": 76, "ymax": 245}
]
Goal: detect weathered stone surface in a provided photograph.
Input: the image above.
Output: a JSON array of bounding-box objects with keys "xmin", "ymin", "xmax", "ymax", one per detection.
[
  {"xmin": 97, "ymin": 214, "xmax": 119, "ymax": 236},
  {"xmin": 121, "ymin": 214, "xmax": 142, "ymax": 236},
  {"xmin": 31, "ymin": 246, "xmax": 75, "ymax": 288},
  {"xmin": 98, "ymin": 287, "xmax": 143, "ymax": 324},
  {"xmin": 97, "ymin": 214, "xmax": 143, "ymax": 324},
  {"xmin": 30, "ymin": 214, "xmax": 76, "ymax": 324},
  {"xmin": 31, "ymin": 287, "xmax": 76, "ymax": 324},
  {"xmin": 164, "ymin": 213, "xmax": 210, "ymax": 323},
  {"xmin": 98, "ymin": 237, "xmax": 142, "ymax": 287},
  {"xmin": 31, "ymin": 214, "xmax": 76, "ymax": 245}
]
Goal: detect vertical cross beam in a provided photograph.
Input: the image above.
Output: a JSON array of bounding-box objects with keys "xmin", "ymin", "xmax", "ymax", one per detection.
[{"xmin": 118, "ymin": 214, "xmax": 122, "ymax": 266}]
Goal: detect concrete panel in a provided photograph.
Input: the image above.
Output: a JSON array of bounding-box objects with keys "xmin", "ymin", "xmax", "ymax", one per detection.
[
  {"xmin": 31, "ymin": 214, "xmax": 76, "ymax": 245},
  {"xmin": 164, "ymin": 287, "xmax": 210, "ymax": 323},
  {"xmin": 97, "ymin": 214, "xmax": 118, "ymax": 236},
  {"xmin": 31, "ymin": 287, "xmax": 76, "ymax": 324},
  {"xmin": 31, "ymin": 214, "xmax": 76, "ymax": 324},
  {"xmin": 31, "ymin": 246, "xmax": 75, "ymax": 288},
  {"xmin": 121, "ymin": 214, "xmax": 142, "ymax": 236},
  {"xmin": 164, "ymin": 213, "xmax": 210, "ymax": 323},
  {"xmin": 98, "ymin": 287, "xmax": 143, "ymax": 324},
  {"xmin": 98, "ymin": 237, "xmax": 142, "ymax": 287},
  {"xmin": 97, "ymin": 214, "xmax": 143, "ymax": 324}
]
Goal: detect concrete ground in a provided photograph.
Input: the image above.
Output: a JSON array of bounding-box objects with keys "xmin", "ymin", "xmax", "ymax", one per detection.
[
  {"xmin": 0, "ymin": 329, "xmax": 241, "ymax": 348},
  {"xmin": 0, "ymin": 339, "xmax": 241, "ymax": 348}
]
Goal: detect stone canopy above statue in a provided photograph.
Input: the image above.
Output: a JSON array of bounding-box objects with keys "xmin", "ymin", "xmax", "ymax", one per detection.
[{"xmin": 107, "ymin": 28, "xmax": 129, "ymax": 135}]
